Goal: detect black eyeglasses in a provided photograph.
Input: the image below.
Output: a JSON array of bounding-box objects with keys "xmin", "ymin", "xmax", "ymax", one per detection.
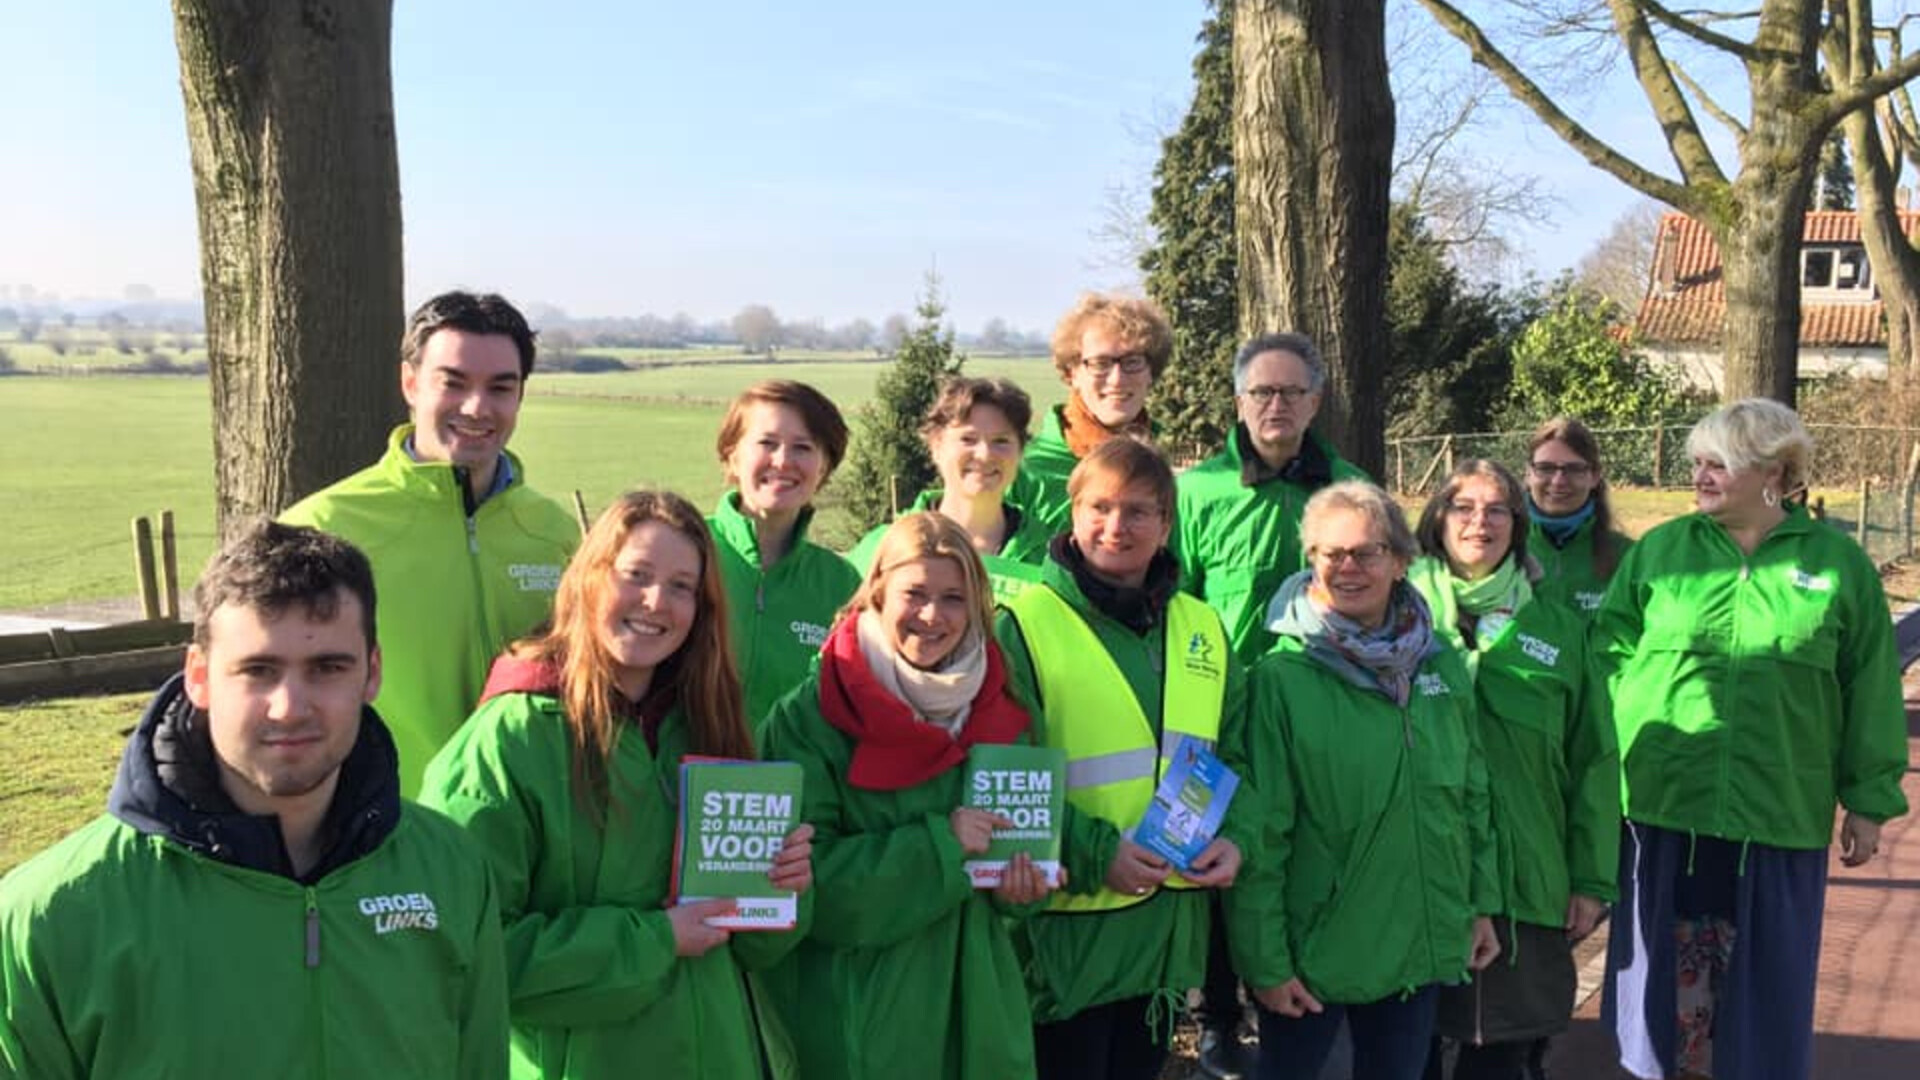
[
  {"xmin": 1528, "ymin": 462, "xmax": 1593, "ymax": 479},
  {"xmin": 1080, "ymin": 353, "xmax": 1151, "ymax": 377},
  {"xmin": 1311, "ymin": 543, "xmax": 1391, "ymax": 569},
  {"xmin": 1243, "ymin": 385, "xmax": 1315, "ymax": 406}
]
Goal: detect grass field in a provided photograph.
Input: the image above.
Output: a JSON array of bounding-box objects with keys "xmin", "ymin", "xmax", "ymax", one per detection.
[
  {"xmin": 0, "ymin": 359, "xmax": 1065, "ymax": 610},
  {"xmin": 0, "ymin": 693, "xmax": 143, "ymax": 874}
]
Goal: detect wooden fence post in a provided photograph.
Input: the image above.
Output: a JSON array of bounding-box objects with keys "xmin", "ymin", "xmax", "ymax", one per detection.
[
  {"xmin": 1857, "ymin": 478, "xmax": 1872, "ymax": 548},
  {"xmin": 159, "ymin": 510, "xmax": 180, "ymax": 622},
  {"xmin": 132, "ymin": 517, "xmax": 160, "ymax": 621},
  {"xmin": 1652, "ymin": 427, "xmax": 1666, "ymax": 486},
  {"xmin": 571, "ymin": 490, "xmax": 591, "ymax": 535}
]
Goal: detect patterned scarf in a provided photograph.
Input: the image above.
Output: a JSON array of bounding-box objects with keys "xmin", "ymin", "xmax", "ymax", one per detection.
[{"xmin": 1266, "ymin": 569, "xmax": 1434, "ymax": 707}]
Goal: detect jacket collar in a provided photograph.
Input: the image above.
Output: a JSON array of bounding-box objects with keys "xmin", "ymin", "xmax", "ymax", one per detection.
[
  {"xmin": 377, "ymin": 423, "xmax": 530, "ymax": 504},
  {"xmin": 107, "ymin": 674, "xmax": 403, "ymax": 884},
  {"xmin": 710, "ymin": 490, "xmax": 819, "ymax": 565}
]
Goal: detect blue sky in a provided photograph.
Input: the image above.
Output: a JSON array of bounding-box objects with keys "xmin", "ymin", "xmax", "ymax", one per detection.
[{"xmin": 0, "ymin": 2, "xmax": 1682, "ymax": 332}]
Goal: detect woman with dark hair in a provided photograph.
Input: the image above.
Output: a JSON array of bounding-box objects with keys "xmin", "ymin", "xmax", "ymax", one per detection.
[
  {"xmin": 997, "ymin": 438, "xmax": 1247, "ymax": 1080},
  {"xmin": 848, "ymin": 376, "xmax": 1052, "ymax": 601},
  {"xmin": 1523, "ymin": 417, "xmax": 1632, "ymax": 617},
  {"xmin": 1597, "ymin": 400, "xmax": 1907, "ymax": 1080},
  {"xmin": 758, "ymin": 511, "xmax": 1061, "ymax": 1080},
  {"xmin": 1405, "ymin": 461, "xmax": 1618, "ymax": 1080},
  {"xmin": 419, "ymin": 490, "xmax": 815, "ymax": 1080},
  {"xmin": 1228, "ymin": 480, "xmax": 1501, "ymax": 1080},
  {"xmin": 710, "ymin": 380, "xmax": 862, "ymax": 727}
]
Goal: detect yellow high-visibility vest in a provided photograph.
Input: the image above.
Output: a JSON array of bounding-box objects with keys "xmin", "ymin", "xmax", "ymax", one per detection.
[{"xmin": 1007, "ymin": 585, "xmax": 1229, "ymax": 913}]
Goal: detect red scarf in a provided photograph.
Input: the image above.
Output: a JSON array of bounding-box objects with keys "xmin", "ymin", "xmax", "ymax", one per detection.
[{"xmin": 816, "ymin": 615, "xmax": 1031, "ymax": 790}]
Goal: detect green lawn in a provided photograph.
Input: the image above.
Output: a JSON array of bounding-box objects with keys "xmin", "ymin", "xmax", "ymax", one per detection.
[{"xmin": 0, "ymin": 693, "xmax": 143, "ymax": 875}]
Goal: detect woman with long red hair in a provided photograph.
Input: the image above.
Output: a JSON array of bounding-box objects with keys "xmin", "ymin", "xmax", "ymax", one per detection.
[{"xmin": 420, "ymin": 489, "xmax": 813, "ymax": 1080}]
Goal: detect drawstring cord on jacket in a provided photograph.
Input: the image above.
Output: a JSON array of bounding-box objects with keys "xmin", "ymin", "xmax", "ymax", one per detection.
[{"xmin": 1144, "ymin": 987, "xmax": 1185, "ymax": 1047}]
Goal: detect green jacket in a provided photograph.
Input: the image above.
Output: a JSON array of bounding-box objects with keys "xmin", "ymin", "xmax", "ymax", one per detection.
[
  {"xmin": 418, "ymin": 688, "xmax": 806, "ymax": 1080},
  {"xmin": 845, "ymin": 489, "xmax": 1051, "ymax": 604},
  {"xmin": 1173, "ymin": 428, "xmax": 1369, "ymax": 664},
  {"xmin": 1526, "ymin": 517, "xmax": 1632, "ymax": 619},
  {"xmin": 1225, "ymin": 632, "xmax": 1500, "ymax": 1005},
  {"xmin": 282, "ymin": 424, "xmax": 579, "ymax": 796},
  {"xmin": 1405, "ymin": 558, "xmax": 1620, "ymax": 930},
  {"xmin": 710, "ymin": 493, "xmax": 861, "ymax": 730},
  {"xmin": 0, "ymin": 681, "xmax": 507, "ymax": 1080},
  {"xmin": 1592, "ymin": 507, "xmax": 1909, "ymax": 848},
  {"xmin": 1003, "ymin": 406, "xmax": 1077, "ymax": 536},
  {"xmin": 755, "ymin": 674, "xmax": 1040, "ymax": 1080},
  {"xmin": 994, "ymin": 559, "xmax": 1250, "ymax": 1023}
]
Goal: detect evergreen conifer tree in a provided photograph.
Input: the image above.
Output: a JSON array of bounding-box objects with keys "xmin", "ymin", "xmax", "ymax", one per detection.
[{"xmin": 841, "ymin": 275, "xmax": 965, "ymax": 531}]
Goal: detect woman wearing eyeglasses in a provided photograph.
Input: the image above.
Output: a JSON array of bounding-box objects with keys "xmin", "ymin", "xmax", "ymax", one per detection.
[
  {"xmin": 1004, "ymin": 293, "xmax": 1172, "ymax": 534},
  {"xmin": 1596, "ymin": 400, "xmax": 1907, "ymax": 1080},
  {"xmin": 996, "ymin": 439, "xmax": 1248, "ymax": 1080},
  {"xmin": 1227, "ymin": 479, "xmax": 1501, "ymax": 1080},
  {"xmin": 1523, "ymin": 417, "xmax": 1632, "ymax": 619},
  {"xmin": 1403, "ymin": 461, "xmax": 1618, "ymax": 1080}
]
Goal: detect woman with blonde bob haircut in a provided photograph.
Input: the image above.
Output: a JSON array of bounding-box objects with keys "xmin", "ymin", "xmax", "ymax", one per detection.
[
  {"xmin": 758, "ymin": 511, "xmax": 1059, "ymax": 1080},
  {"xmin": 1226, "ymin": 479, "xmax": 1500, "ymax": 1080},
  {"xmin": 1598, "ymin": 399, "xmax": 1907, "ymax": 1080},
  {"xmin": 420, "ymin": 490, "xmax": 815, "ymax": 1080}
]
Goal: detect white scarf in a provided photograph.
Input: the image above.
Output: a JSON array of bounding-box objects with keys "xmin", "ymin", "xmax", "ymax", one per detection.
[{"xmin": 855, "ymin": 608, "xmax": 986, "ymax": 736}]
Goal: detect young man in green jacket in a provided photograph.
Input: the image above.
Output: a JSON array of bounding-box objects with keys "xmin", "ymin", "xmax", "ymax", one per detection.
[
  {"xmin": 282, "ymin": 291, "xmax": 578, "ymax": 796},
  {"xmin": 0, "ymin": 522, "xmax": 508, "ymax": 1079}
]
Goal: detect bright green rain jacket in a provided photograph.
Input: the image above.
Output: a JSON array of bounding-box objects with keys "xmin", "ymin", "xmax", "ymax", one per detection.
[
  {"xmin": 709, "ymin": 493, "xmax": 861, "ymax": 730},
  {"xmin": 419, "ymin": 677, "xmax": 808, "ymax": 1080},
  {"xmin": 1225, "ymin": 612, "xmax": 1500, "ymax": 1005},
  {"xmin": 0, "ymin": 681, "xmax": 508, "ymax": 1080},
  {"xmin": 1405, "ymin": 557, "xmax": 1620, "ymax": 930},
  {"xmin": 1526, "ymin": 517, "xmax": 1633, "ymax": 619},
  {"xmin": 1592, "ymin": 506, "xmax": 1909, "ymax": 849},
  {"xmin": 282, "ymin": 424, "xmax": 579, "ymax": 796},
  {"xmin": 1003, "ymin": 406, "xmax": 1078, "ymax": 536},
  {"xmin": 994, "ymin": 560, "xmax": 1250, "ymax": 1025},
  {"xmin": 844, "ymin": 489, "xmax": 1051, "ymax": 603},
  {"xmin": 1173, "ymin": 427, "xmax": 1369, "ymax": 664},
  {"xmin": 754, "ymin": 673, "xmax": 1042, "ymax": 1080}
]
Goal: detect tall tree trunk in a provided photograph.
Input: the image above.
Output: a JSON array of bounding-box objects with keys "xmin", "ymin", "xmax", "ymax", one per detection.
[
  {"xmin": 172, "ymin": 0, "xmax": 404, "ymax": 536},
  {"xmin": 1717, "ymin": 173, "xmax": 1813, "ymax": 404},
  {"xmin": 1232, "ymin": 0, "xmax": 1393, "ymax": 477},
  {"xmin": 1844, "ymin": 104, "xmax": 1920, "ymax": 375}
]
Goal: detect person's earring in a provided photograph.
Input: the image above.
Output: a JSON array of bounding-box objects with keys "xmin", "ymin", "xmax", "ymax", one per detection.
[{"xmin": 1763, "ymin": 486, "xmax": 1778, "ymax": 508}]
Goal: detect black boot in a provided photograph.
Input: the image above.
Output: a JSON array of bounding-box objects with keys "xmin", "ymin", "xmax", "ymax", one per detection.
[{"xmin": 1197, "ymin": 1024, "xmax": 1257, "ymax": 1080}]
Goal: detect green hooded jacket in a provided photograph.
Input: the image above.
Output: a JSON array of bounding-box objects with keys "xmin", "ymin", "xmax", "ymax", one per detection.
[
  {"xmin": 281, "ymin": 424, "xmax": 579, "ymax": 796},
  {"xmin": 1224, "ymin": 590, "xmax": 1500, "ymax": 1005},
  {"xmin": 1405, "ymin": 557, "xmax": 1620, "ymax": 929},
  {"xmin": 1592, "ymin": 506, "xmax": 1909, "ymax": 848},
  {"xmin": 1526, "ymin": 517, "xmax": 1632, "ymax": 619},
  {"xmin": 844, "ymin": 489, "xmax": 1051, "ymax": 604},
  {"xmin": 754, "ymin": 671, "xmax": 1042, "ymax": 1080},
  {"xmin": 1173, "ymin": 427, "xmax": 1369, "ymax": 664},
  {"xmin": 994, "ymin": 559, "xmax": 1250, "ymax": 1025},
  {"xmin": 418, "ymin": 684, "xmax": 808, "ymax": 1080},
  {"xmin": 709, "ymin": 493, "xmax": 862, "ymax": 729}
]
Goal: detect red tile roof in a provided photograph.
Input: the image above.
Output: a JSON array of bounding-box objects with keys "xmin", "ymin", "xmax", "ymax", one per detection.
[{"xmin": 1633, "ymin": 210, "xmax": 1920, "ymax": 347}]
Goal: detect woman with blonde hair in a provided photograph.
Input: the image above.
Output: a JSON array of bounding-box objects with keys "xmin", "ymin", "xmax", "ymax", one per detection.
[
  {"xmin": 710, "ymin": 380, "xmax": 862, "ymax": 727},
  {"xmin": 848, "ymin": 376, "xmax": 1052, "ymax": 601},
  {"xmin": 1406, "ymin": 461, "xmax": 1617, "ymax": 1080},
  {"xmin": 758, "ymin": 511, "xmax": 1060, "ymax": 1080},
  {"xmin": 1597, "ymin": 399, "xmax": 1908, "ymax": 1079},
  {"xmin": 420, "ymin": 490, "xmax": 814, "ymax": 1080}
]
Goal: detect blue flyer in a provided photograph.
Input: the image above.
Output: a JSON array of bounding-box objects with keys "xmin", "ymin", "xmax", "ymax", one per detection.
[{"xmin": 1131, "ymin": 734, "xmax": 1238, "ymax": 873}]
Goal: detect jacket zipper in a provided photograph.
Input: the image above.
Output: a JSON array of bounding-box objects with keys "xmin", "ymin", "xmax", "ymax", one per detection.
[{"xmin": 304, "ymin": 887, "xmax": 321, "ymax": 968}]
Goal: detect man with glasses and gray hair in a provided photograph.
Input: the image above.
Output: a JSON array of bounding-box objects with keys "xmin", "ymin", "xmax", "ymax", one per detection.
[{"xmin": 1171, "ymin": 331, "xmax": 1368, "ymax": 1079}]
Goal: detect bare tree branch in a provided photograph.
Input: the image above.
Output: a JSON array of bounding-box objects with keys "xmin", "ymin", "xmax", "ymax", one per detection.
[
  {"xmin": 1635, "ymin": 0, "xmax": 1761, "ymax": 58},
  {"xmin": 1414, "ymin": 0, "xmax": 1700, "ymax": 208},
  {"xmin": 1606, "ymin": 0, "xmax": 1729, "ymax": 186},
  {"xmin": 1673, "ymin": 60, "xmax": 1751, "ymax": 138},
  {"xmin": 1816, "ymin": 44, "xmax": 1920, "ymax": 130}
]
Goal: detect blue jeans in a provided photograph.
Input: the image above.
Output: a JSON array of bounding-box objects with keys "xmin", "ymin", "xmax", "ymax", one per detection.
[{"xmin": 1257, "ymin": 986, "xmax": 1440, "ymax": 1080}]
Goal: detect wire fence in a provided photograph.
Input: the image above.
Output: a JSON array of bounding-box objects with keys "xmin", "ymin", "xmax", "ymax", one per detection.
[{"xmin": 1386, "ymin": 424, "xmax": 1920, "ymax": 567}]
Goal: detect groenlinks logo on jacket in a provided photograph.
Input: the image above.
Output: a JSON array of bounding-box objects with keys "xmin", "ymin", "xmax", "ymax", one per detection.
[
  {"xmin": 790, "ymin": 620, "xmax": 829, "ymax": 648},
  {"xmin": 359, "ymin": 892, "xmax": 440, "ymax": 934},
  {"xmin": 1415, "ymin": 671, "xmax": 1450, "ymax": 698},
  {"xmin": 1517, "ymin": 633, "xmax": 1561, "ymax": 668},
  {"xmin": 1181, "ymin": 631, "xmax": 1223, "ymax": 682},
  {"xmin": 1787, "ymin": 567, "xmax": 1834, "ymax": 593},
  {"xmin": 509, "ymin": 563, "xmax": 564, "ymax": 593}
]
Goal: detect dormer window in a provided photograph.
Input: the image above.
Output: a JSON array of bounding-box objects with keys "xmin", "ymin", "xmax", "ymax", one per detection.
[{"xmin": 1802, "ymin": 244, "xmax": 1875, "ymax": 300}]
